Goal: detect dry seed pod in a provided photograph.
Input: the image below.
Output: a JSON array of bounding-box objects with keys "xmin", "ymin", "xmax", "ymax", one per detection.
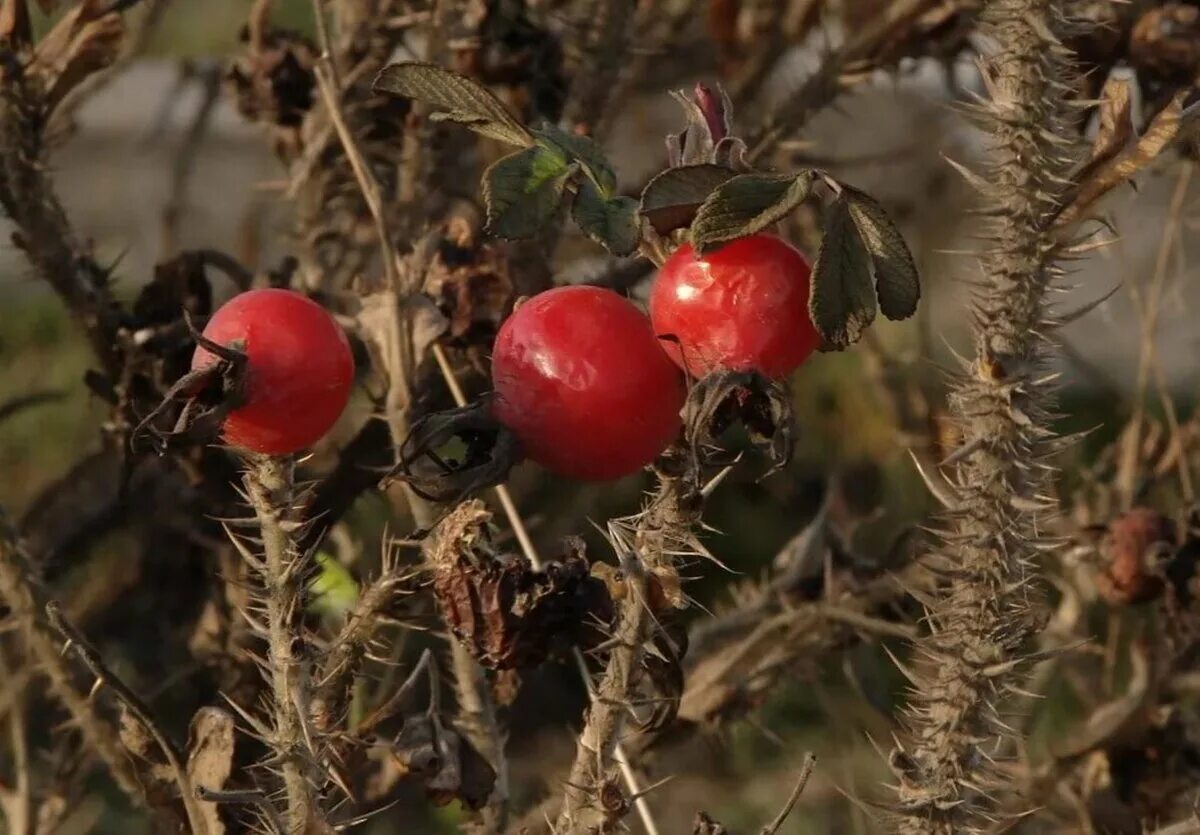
[{"xmin": 428, "ymin": 501, "xmax": 613, "ymax": 670}]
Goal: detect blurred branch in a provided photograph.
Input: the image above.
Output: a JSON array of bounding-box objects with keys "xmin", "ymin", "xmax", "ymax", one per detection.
[
  {"xmin": 0, "ymin": 61, "xmax": 125, "ymax": 372},
  {"xmin": 0, "ymin": 509, "xmax": 160, "ymax": 818},
  {"xmin": 161, "ymin": 61, "xmax": 223, "ymax": 256},
  {"xmin": 746, "ymin": 0, "xmax": 953, "ymax": 164},
  {"xmin": 562, "ymin": 0, "xmax": 635, "ymax": 137},
  {"xmin": 44, "ymin": 602, "xmax": 210, "ymax": 835},
  {"xmin": 0, "ymin": 647, "xmax": 32, "ymax": 835}
]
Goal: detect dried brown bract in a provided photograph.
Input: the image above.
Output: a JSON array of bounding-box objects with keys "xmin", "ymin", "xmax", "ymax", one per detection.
[
  {"xmin": 423, "ymin": 223, "xmax": 515, "ymax": 349},
  {"xmin": 383, "ymin": 398, "xmax": 522, "ymax": 506},
  {"xmin": 132, "ymin": 314, "xmax": 248, "ymax": 454},
  {"xmin": 682, "ymin": 369, "xmax": 795, "ymax": 477},
  {"xmin": 428, "ymin": 501, "xmax": 614, "ymax": 670},
  {"xmin": 392, "ymin": 713, "xmax": 497, "ymax": 811}
]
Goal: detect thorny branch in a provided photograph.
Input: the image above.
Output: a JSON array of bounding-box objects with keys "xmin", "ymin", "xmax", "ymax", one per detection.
[
  {"xmin": 890, "ymin": 0, "xmax": 1081, "ymax": 831},
  {"xmin": 240, "ymin": 455, "xmax": 324, "ymax": 834}
]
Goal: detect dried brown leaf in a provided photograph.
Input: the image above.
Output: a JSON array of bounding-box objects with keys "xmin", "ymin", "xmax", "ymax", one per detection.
[{"xmin": 1057, "ymin": 93, "xmax": 1188, "ymax": 228}]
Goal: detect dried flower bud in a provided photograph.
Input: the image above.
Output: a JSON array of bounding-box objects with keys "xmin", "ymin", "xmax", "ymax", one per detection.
[
  {"xmin": 429, "ymin": 501, "xmax": 614, "ymax": 669},
  {"xmin": 1097, "ymin": 508, "xmax": 1174, "ymax": 606}
]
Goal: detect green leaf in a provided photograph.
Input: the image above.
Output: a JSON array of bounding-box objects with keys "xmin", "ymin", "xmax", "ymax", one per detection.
[
  {"xmin": 482, "ymin": 146, "xmax": 573, "ymax": 239},
  {"xmin": 308, "ymin": 552, "xmax": 359, "ymax": 620},
  {"xmin": 533, "ymin": 124, "xmax": 617, "ymax": 194},
  {"xmin": 373, "ymin": 62, "xmax": 533, "ymax": 147},
  {"xmin": 638, "ymin": 164, "xmax": 737, "ymax": 235},
  {"xmin": 810, "ymin": 196, "xmax": 876, "ymax": 351},
  {"xmin": 843, "ymin": 187, "xmax": 920, "ymax": 320},
  {"xmin": 572, "ymin": 180, "xmax": 640, "ymax": 256},
  {"xmin": 690, "ymin": 170, "xmax": 816, "ymax": 254}
]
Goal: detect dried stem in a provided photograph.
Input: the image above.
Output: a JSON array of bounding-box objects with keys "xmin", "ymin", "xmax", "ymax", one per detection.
[
  {"xmin": 242, "ymin": 455, "xmax": 323, "ymax": 835},
  {"xmin": 312, "ymin": 557, "xmax": 409, "ymax": 734},
  {"xmin": 891, "ymin": 0, "xmax": 1080, "ymax": 831},
  {"xmin": 556, "ymin": 542, "xmax": 653, "ymax": 832},
  {"xmin": 0, "ymin": 647, "xmax": 32, "ymax": 835},
  {"xmin": 760, "ymin": 753, "xmax": 817, "ymax": 835},
  {"xmin": 745, "ymin": 0, "xmax": 941, "ymax": 165},
  {"xmin": 0, "ymin": 67, "xmax": 122, "ymax": 372}
]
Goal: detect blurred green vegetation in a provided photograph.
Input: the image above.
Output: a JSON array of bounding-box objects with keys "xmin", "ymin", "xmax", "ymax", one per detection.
[{"xmin": 148, "ymin": 0, "xmax": 315, "ymax": 57}]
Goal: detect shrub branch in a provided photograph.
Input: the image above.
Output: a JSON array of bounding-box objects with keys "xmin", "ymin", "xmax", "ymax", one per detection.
[
  {"xmin": 890, "ymin": 0, "xmax": 1079, "ymax": 831},
  {"xmin": 242, "ymin": 455, "xmax": 323, "ymax": 834}
]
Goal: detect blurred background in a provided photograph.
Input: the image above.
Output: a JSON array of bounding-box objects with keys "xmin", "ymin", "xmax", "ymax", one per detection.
[{"xmin": 2, "ymin": 1, "xmax": 1199, "ymax": 832}]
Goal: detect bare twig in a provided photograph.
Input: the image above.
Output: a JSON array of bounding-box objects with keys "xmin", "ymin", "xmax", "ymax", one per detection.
[
  {"xmin": 746, "ymin": 0, "xmax": 942, "ymax": 164},
  {"xmin": 161, "ymin": 61, "xmax": 223, "ymax": 256},
  {"xmin": 0, "ymin": 68, "xmax": 124, "ymax": 371},
  {"xmin": 760, "ymin": 753, "xmax": 817, "ymax": 835},
  {"xmin": 44, "ymin": 601, "xmax": 211, "ymax": 835},
  {"xmin": 562, "ymin": 0, "xmax": 635, "ymax": 137}
]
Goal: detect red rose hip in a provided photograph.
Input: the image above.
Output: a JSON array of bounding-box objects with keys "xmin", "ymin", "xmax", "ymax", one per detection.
[
  {"xmin": 491, "ymin": 286, "xmax": 685, "ymax": 481},
  {"xmin": 650, "ymin": 233, "xmax": 819, "ymax": 378},
  {"xmin": 191, "ymin": 288, "xmax": 355, "ymax": 455}
]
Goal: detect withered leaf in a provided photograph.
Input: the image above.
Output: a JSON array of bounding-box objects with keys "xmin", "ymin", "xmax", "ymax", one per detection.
[
  {"xmin": 693, "ymin": 812, "xmax": 730, "ymax": 835},
  {"xmin": 843, "ymin": 187, "xmax": 919, "ymax": 320},
  {"xmin": 1056, "ymin": 92, "xmax": 1189, "ymax": 229},
  {"xmin": 482, "ymin": 145, "xmax": 574, "ymax": 240},
  {"xmin": 639, "ymin": 164, "xmax": 737, "ymax": 235},
  {"xmin": 187, "ymin": 707, "xmax": 235, "ymax": 835},
  {"xmin": 1090, "ymin": 73, "xmax": 1134, "ymax": 170},
  {"xmin": 810, "ymin": 196, "xmax": 876, "ymax": 350},
  {"xmin": 358, "ymin": 290, "xmax": 449, "ymax": 372},
  {"xmin": 373, "ymin": 61, "xmax": 532, "ymax": 147},
  {"xmin": 690, "ymin": 171, "xmax": 815, "ymax": 254},
  {"xmin": 572, "ymin": 180, "xmax": 640, "ymax": 257}
]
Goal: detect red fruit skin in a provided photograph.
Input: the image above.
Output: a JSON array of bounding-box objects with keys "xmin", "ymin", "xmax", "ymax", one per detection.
[
  {"xmin": 191, "ymin": 288, "xmax": 355, "ymax": 456},
  {"xmin": 491, "ymin": 286, "xmax": 685, "ymax": 481},
  {"xmin": 650, "ymin": 234, "xmax": 819, "ymax": 378}
]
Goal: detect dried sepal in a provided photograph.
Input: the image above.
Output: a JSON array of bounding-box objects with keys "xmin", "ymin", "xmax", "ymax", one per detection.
[
  {"xmin": 392, "ymin": 714, "xmax": 497, "ymax": 811},
  {"xmin": 428, "ymin": 501, "xmax": 614, "ymax": 670},
  {"xmin": 381, "ymin": 398, "xmax": 521, "ymax": 507},
  {"xmin": 682, "ymin": 369, "xmax": 795, "ymax": 476},
  {"xmin": 132, "ymin": 313, "xmax": 248, "ymax": 454}
]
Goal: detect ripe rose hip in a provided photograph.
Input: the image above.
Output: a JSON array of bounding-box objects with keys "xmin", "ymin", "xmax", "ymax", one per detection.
[
  {"xmin": 491, "ymin": 286, "xmax": 684, "ymax": 481},
  {"xmin": 191, "ymin": 288, "xmax": 354, "ymax": 456},
  {"xmin": 650, "ymin": 233, "xmax": 820, "ymax": 378}
]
